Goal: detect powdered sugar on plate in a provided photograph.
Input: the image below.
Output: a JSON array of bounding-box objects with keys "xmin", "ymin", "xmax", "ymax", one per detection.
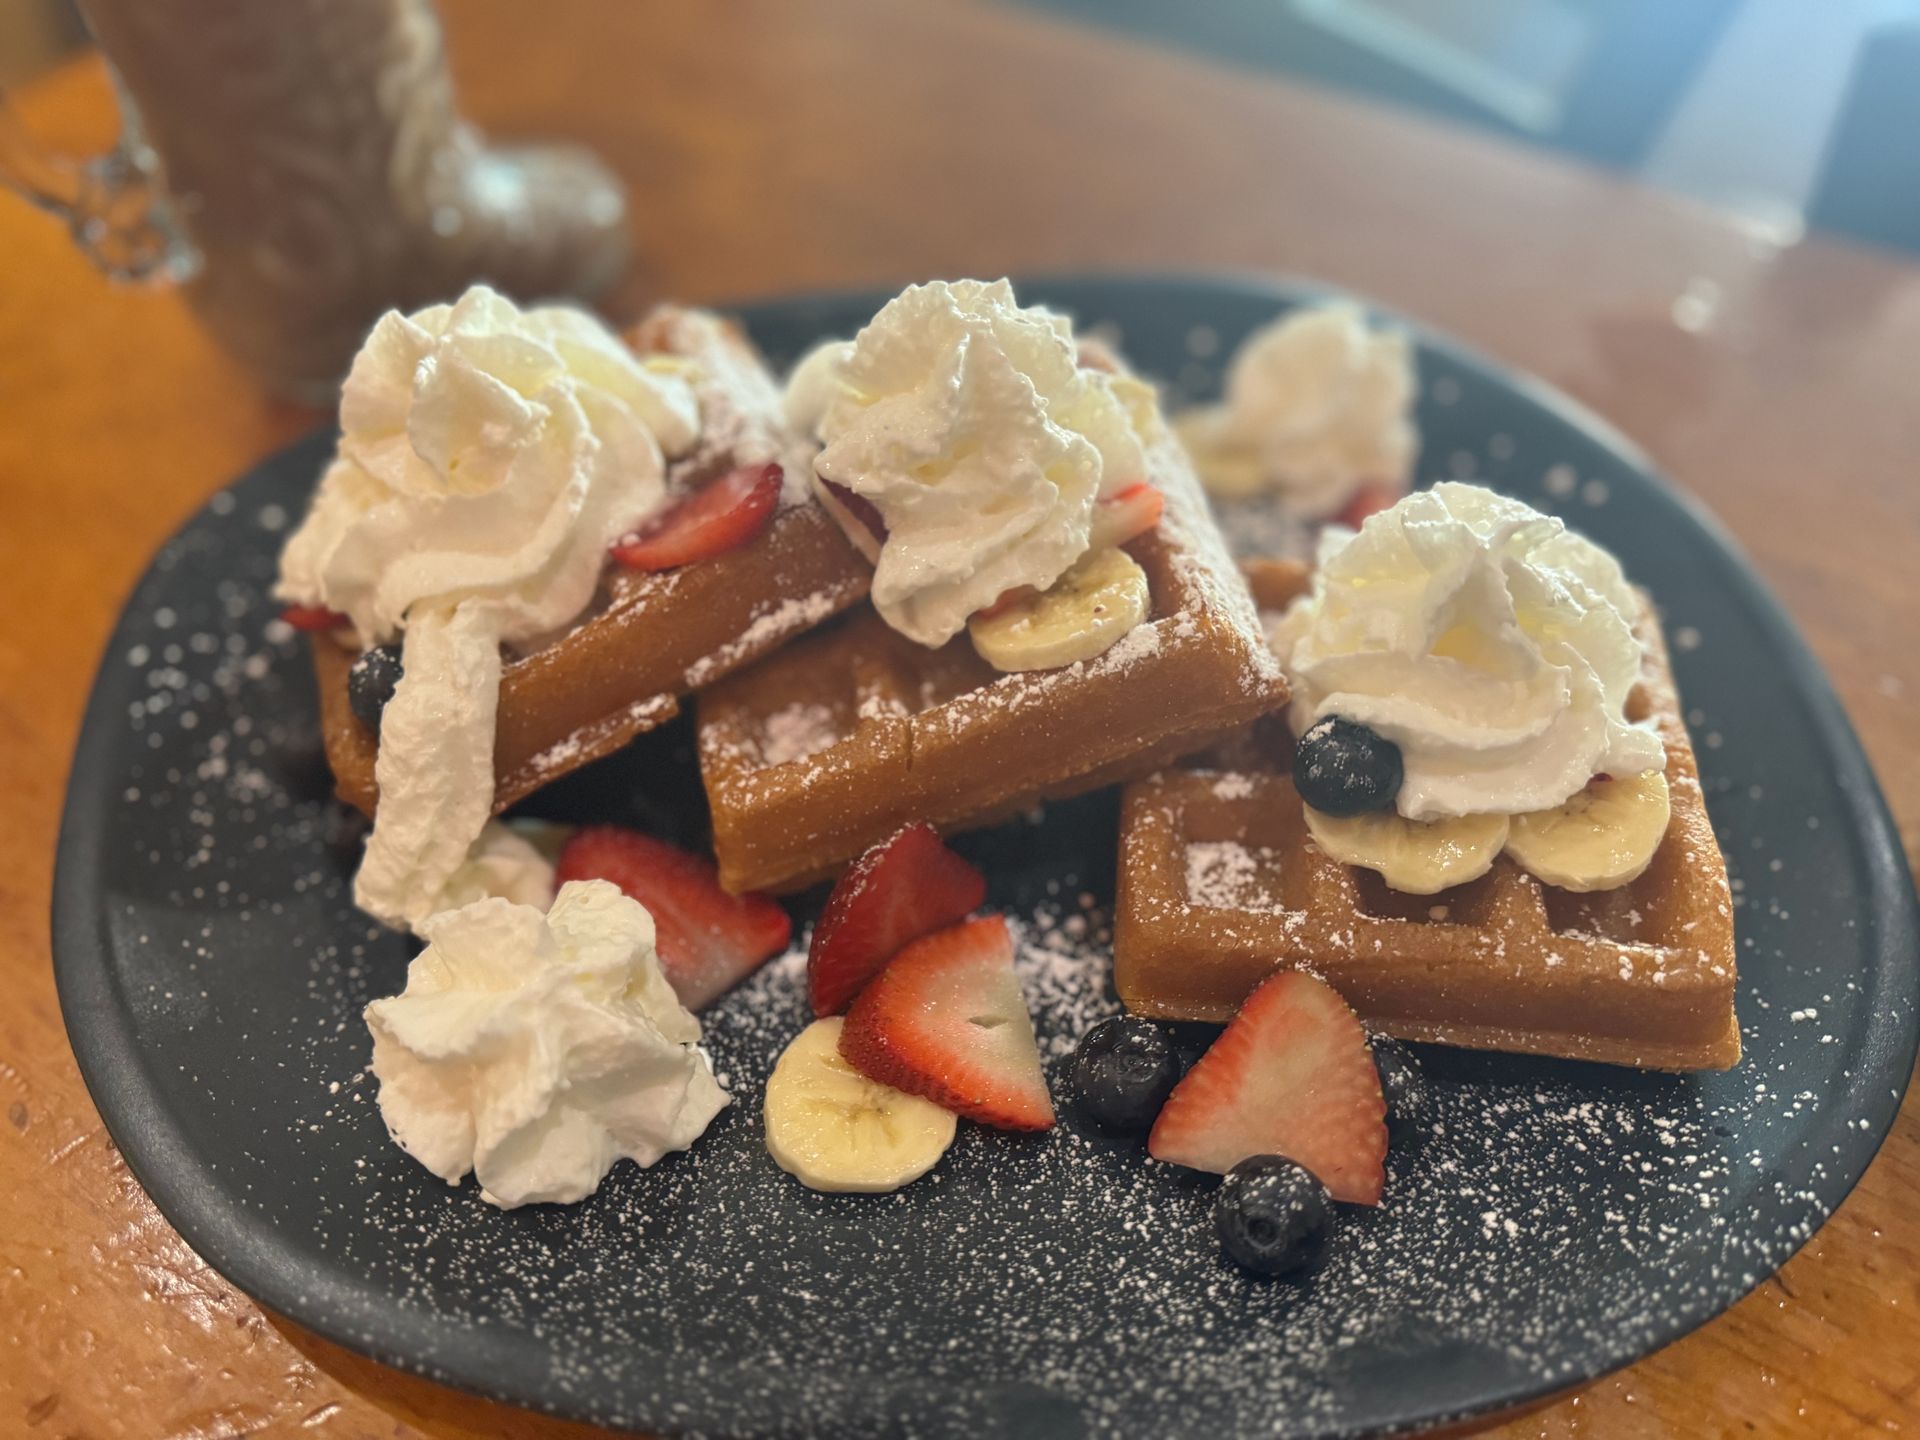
[{"xmin": 61, "ymin": 289, "xmax": 1916, "ymax": 1440}]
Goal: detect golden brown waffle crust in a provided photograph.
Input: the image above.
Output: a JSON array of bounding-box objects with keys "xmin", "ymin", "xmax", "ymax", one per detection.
[
  {"xmin": 696, "ymin": 385, "xmax": 1291, "ymax": 896},
  {"xmin": 1114, "ymin": 558, "xmax": 1740, "ymax": 1073},
  {"xmin": 311, "ymin": 305, "xmax": 871, "ymax": 817}
]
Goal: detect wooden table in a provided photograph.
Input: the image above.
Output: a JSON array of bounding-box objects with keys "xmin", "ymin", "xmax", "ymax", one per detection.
[{"xmin": 3, "ymin": 2, "xmax": 1916, "ymax": 1434}]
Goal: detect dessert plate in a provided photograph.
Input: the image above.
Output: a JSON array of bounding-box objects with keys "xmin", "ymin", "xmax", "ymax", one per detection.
[{"xmin": 53, "ymin": 277, "xmax": 1919, "ymax": 1439}]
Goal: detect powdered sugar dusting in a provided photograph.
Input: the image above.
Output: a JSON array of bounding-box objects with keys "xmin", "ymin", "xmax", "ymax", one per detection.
[
  {"xmin": 63, "ymin": 291, "xmax": 1916, "ymax": 1440},
  {"xmin": 1185, "ymin": 839, "xmax": 1289, "ymax": 914}
]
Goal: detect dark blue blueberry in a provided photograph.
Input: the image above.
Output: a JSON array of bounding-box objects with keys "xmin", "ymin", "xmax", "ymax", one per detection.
[
  {"xmin": 1371, "ymin": 1035, "xmax": 1429, "ymax": 1145},
  {"xmin": 347, "ymin": 644, "xmax": 404, "ymax": 733},
  {"xmin": 1215, "ymin": 1155, "xmax": 1335, "ymax": 1279},
  {"xmin": 1069, "ymin": 1016, "xmax": 1184, "ymax": 1134},
  {"xmin": 1293, "ymin": 716, "xmax": 1402, "ymax": 816}
]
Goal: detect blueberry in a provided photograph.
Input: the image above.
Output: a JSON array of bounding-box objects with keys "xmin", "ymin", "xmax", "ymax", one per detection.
[
  {"xmin": 1293, "ymin": 716, "xmax": 1402, "ymax": 816},
  {"xmin": 1215, "ymin": 1155, "xmax": 1335, "ymax": 1279},
  {"xmin": 1069, "ymin": 1016, "xmax": 1184, "ymax": 1133},
  {"xmin": 1371, "ymin": 1035, "xmax": 1429, "ymax": 1144},
  {"xmin": 348, "ymin": 644, "xmax": 404, "ymax": 733}
]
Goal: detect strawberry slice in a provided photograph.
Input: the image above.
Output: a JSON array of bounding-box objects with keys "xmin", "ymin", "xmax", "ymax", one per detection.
[
  {"xmin": 1332, "ymin": 482, "xmax": 1399, "ymax": 531},
  {"xmin": 817, "ymin": 477, "xmax": 889, "ymax": 545},
  {"xmin": 280, "ymin": 603, "xmax": 349, "ymax": 632},
  {"xmin": 1089, "ymin": 482, "xmax": 1165, "ymax": 552},
  {"xmin": 839, "ymin": 915, "xmax": 1054, "ymax": 1131},
  {"xmin": 556, "ymin": 825, "xmax": 792, "ymax": 1010},
  {"xmin": 807, "ymin": 823, "xmax": 987, "ymax": 1016},
  {"xmin": 1148, "ymin": 970, "xmax": 1387, "ymax": 1204},
  {"xmin": 612, "ymin": 461, "xmax": 782, "ymax": 571}
]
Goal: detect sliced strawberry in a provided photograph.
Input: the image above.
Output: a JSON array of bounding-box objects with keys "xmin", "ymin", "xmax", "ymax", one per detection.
[
  {"xmin": 839, "ymin": 915, "xmax": 1054, "ymax": 1131},
  {"xmin": 280, "ymin": 603, "xmax": 349, "ymax": 632},
  {"xmin": 1089, "ymin": 482, "xmax": 1165, "ymax": 552},
  {"xmin": 807, "ymin": 823, "xmax": 987, "ymax": 1016},
  {"xmin": 1332, "ymin": 482, "xmax": 1399, "ymax": 531},
  {"xmin": 556, "ymin": 825, "xmax": 792, "ymax": 1010},
  {"xmin": 1148, "ymin": 970, "xmax": 1386, "ymax": 1204},
  {"xmin": 817, "ymin": 477, "xmax": 889, "ymax": 546},
  {"xmin": 612, "ymin": 461, "xmax": 782, "ymax": 571}
]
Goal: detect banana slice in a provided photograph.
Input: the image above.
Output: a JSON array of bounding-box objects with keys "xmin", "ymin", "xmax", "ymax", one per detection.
[
  {"xmin": 1505, "ymin": 770, "xmax": 1671, "ymax": 893},
  {"xmin": 1304, "ymin": 805, "xmax": 1509, "ymax": 895},
  {"xmin": 967, "ymin": 546, "xmax": 1151, "ymax": 672},
  {"xmin": 764, "ymin": 1018, "xmax": 957, "ymax": 1193}
]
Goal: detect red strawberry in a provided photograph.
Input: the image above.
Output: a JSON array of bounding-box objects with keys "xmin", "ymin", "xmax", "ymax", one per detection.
[
  {"xmin": 839, "ymin": 915, "xmax": 1054, "ymax": 1131},
  {"xmin": 1089, "ymin": 482, "xmax": 1165, "ymax": 551},
  {"xmin": 807, "ymin": 823, "xmax": 987, "ymax": 1016},
  {"xmin": 1148, "ymin": 970, "xmax": 1386, "ymax": 1205},
  {"xmin": 556, "ymin": 826, "xmax": 792, "ymax": 1010},
  {"xmin": 280, "ymin": 603, "xmax": 349, "ymax": 632},
  {"xmin": 612, "ymin": 461, "xmax": 781, "ymax": 571},
  {"xmin": 1332, "ymin": 482, "xmax": 1399, "ymax": 531},
  {"xmin": 817, "ymin": 477, "xmax": 888, "ymax": 545}
]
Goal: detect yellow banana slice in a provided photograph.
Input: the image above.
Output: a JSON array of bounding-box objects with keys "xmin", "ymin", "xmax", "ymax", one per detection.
[
  {"xmin": 1304, "ymin": 805, "xmax": 1510, "ymax": 895},
  {"xmin": 764, "ymin": 1018, "xmax": 957, "ymax": 1194},
  {"xmin": 1505, "ymin": 770, "xmax": 1671, "ymax": 893},
  {"xmin": 967, "ymin": 546, "xmax": 1151, "ymax": 673}
]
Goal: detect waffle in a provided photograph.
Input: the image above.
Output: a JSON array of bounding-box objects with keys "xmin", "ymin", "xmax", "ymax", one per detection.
[
  {"xmin": 313, "ymin": 307, "xmax": 871, "ymax": 816},
  {"xmin": 1114, "ymin": 557, "xmax": 1739, "ymax": 1071},
  {"xmin": 696, "ymin": 420, "xmax": 1292, "ymax": 896}
]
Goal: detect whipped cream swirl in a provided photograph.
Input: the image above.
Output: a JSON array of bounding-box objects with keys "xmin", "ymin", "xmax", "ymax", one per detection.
[
  {"xmin": 365, "ymin": 879, "xmax": 728, "ymax": 1209},
  {"xmin": 1269, "ymin": 483, "xmax": 1663, "ymax": 820},
  {"xmin": 1178, "ymin": 301, "xmax": 1416, "ymax": 517},
  {"xmin": 791, "ymin": 278, "xmax": 1148, "ymax": 647},
  {"xmin": 275, "ymin": 286, "xmax": 699, "ymax": 928}
]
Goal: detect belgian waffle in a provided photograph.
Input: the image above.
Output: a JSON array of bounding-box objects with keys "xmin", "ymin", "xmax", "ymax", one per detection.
[
  {"xmin": 1114, "ymin": 558, "xmax": 1739, "ymax": 1071},
  {"xmin": 313, "ymin": 306, "xmax": 871, "ymax": 816},
  {"xmin": 696, "ymin": 421, "xmax": 1291, "ymax": 896}
]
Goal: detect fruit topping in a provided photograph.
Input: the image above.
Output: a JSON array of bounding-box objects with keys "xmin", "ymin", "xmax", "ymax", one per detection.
[
  {"xmin": 1088, "ymin": 482, "xmax": 1166, "ymax": 552},
  {"xmin": 807, "ymin": 823, "xmax": 987, "ymax": 1016},
  {"xmin": 839, "ymin": 915, "xmax": 1055, "ymax": 1131},
  {"xmin": 347, "ymin": 644, "xmax": 404, "ymax": 734},
  {"xmin": 1303, "ymin": 805, "xmax": 1508, "ymax": 895},
  {"xmin": 1332, "ymin": 482, "xmax": 1399, "ymax": 531},
  {"xmin": 966, "ymin": 546, "xmax": 1150, "ymax": 673},
  {"xmin": 1068, "ymin": 1016, "xmax": 1184, "ymax": 1134},
  {"xmin": 1148, "ymin": 969, "xmax": 1387, "ymax": 1205},
  {"xmin": 555, "ymin": 826, "xmax": 791, "ymax": 1010},
  {"xmin": 280, "ymin": 603, "xmax": 348, "ymax": 632},
  {"xmin": 1293, "ymin": 715, "xmax": 1402, "ymax": 817},
  {"xmin": 1370, "ymin": 1035, "xmax": 1429, "ymax": 1146},
  {"xmin": 764, "ymin": 1017, "xmax": 957, "ymax": 1193},
  {"xmin": 1504, "ymin": 769, "xmax": 1671, "ymax": 893},
  {"xmin": 612, "ymin": 461, "xmax": 781, "ymax": 572},
  {"xmin": 1215, "ymin": 1155, "xmax": 1336, "ymax": 1279}
]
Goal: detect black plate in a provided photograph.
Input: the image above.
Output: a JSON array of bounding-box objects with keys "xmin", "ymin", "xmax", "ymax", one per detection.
[{"xmin": 54, "ymin": 277, "xmax": 1920, "ymax": 1439}]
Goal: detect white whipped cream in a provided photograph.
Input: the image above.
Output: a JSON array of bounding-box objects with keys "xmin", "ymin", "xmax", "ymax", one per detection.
[
  {"xmin": 365, "ymin": 879, "xmax": 728, "ymax": 1209},
  {"xmin": 1269, "ymin": 483, "xmax": 1663, "ymax": 820},
  {"xmin": 797, "ymin": 279, "xmax": 1149, "ymax": 648},
  {"xmin": 430, "ymin": 818, "xmax": 569, "ymax": 913},
  {"xmin": 1178, "ymin": 302, "xmax": 1417, "ymax": 517},
  {"xmin": 275, "ymin": 286, "xmax": 699, "ymax": 929}
]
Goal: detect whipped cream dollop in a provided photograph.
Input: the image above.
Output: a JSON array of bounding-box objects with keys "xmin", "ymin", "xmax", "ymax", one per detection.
[
  {"xmin": 275, "ymin": 286, "xmax": 699, "ymax": 928},
  {"xmin": 429, "ymin": 818, "xmax": 569, "ymax": 913},
  {"xmin": 1178, "ymin": 302, "xmax": 1417, "ymax": 517},
  {"xmin": 365, "ymin": 879, "xmax": 728, "ymax": 1209},
  {"xmin": 1269, "ymin": 483, "xmax": 1663, "ymax": 820},
  {"xmin": 789, "ymin": 278, "xmax": 1149, "ymax": 647}
]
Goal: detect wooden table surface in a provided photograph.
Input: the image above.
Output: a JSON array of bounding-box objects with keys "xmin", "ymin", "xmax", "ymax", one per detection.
[{"xmin": 3, "ymin": 2, "xmax": 1917, "ymax": 1435}]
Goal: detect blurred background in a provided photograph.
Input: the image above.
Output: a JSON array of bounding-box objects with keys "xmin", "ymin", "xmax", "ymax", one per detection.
[{"xmin": 10, "ymin": 0, "xmax": 1920, "ymax": 256}]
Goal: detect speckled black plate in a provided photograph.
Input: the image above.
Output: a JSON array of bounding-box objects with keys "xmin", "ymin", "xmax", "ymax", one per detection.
[{"xmin": 54, "ymin": 277, "xmax": 1919, "ymax": 1439}]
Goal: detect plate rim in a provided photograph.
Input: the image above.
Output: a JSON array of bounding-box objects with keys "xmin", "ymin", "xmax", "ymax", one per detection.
[{"xmin": 51, "ymin": 273, "xmax": 1920, "ymax": 1438}]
